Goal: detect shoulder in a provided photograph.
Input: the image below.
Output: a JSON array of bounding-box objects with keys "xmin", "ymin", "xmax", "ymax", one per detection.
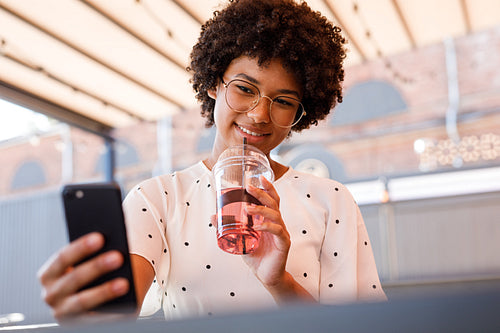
[
  {"xmin": 279, "ymin": 167, "xmax": 348, "ymax": 194},
  {"xmin": 277, "ymin": 168, "xmax": 358, "ymax": 209},
  {"xmin": 124, "ymin": 162, "xmax": 209, "ymax": 201}
]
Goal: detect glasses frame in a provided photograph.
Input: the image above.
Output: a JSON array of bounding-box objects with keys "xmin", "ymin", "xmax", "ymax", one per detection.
[{"xmin": 221, "ymin": 78, "xmax": 306, "ymax": 128}]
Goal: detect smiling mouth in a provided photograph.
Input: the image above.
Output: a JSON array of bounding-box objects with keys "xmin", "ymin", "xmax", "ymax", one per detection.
[{"xmin": 237, "ymin": 124, "xmax": 266, "ymax": 137}]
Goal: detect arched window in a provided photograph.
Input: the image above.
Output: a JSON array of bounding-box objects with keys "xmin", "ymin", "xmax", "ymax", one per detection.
[
  {"xmin": 285, "ymin": 144, "xmax": 346, "ymax": 182},
  {"xmin": 11, "ymin": 160, "xmax": 47, "ymax": 190},
  {"xmin": 330, "ymin": 80, "xmax": 407, "ymax": 126}
]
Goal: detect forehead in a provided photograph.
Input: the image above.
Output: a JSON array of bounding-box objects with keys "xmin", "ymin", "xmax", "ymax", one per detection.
[{"xmin": 224, "ymin": 56, "xmax": 302, "ymax": 94}]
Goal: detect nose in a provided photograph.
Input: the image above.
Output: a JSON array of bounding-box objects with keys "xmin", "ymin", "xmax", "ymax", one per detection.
[{"xmin": 246, "ymin": 96, "xmax": 271, "ymax": 124}]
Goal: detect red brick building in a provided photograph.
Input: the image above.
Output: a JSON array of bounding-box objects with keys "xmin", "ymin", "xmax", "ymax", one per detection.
[{"xmin": 1, "ymin": 25, "xmax": 499, "ymax": 197}]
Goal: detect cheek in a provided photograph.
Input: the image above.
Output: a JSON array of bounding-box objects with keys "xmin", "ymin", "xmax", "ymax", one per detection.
[
  {"xmin": 213, "ymin": 102, "xmax": 222, "ymax": 125},
  {"xmin": 213, "ymin": 94, "xmax": 233, "ymax": 127}
]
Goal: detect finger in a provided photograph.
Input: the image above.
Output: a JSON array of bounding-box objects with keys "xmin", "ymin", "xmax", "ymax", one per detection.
[
  {"xmin": 246, "ymin": 184, "xmax": 278, "ymax": 210},
  {"xmin": 254, "ymin": 222, "xmax": 290, "ymax": 250},
  {"xmin": 245, "ymin": 204, "xmax": 281, "ymax": 224},
  {"xmin": 53, "ymin": 277, "xmax": 129, "ymax": 320},
  {"xmin": 260, "ymin": 176, "xmax": 280, "ymax": 203},
  {"xmin": 38, "ymin": 233, "xmax": 104, "ymax": 285},
  {"xmin": 44, "ymin": 251, "xmax": 124, "ymax": 306}
]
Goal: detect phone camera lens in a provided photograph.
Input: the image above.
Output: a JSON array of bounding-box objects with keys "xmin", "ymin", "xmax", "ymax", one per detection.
[{"xmin": 75, "ymin": 190, "xmax": 84, "ymax": 199}]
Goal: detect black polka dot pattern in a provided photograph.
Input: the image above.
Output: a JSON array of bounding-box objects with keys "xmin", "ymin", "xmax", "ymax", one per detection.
[{"xmin": 134, "ymin": 169, "xmax": 384, "ymax": 315}]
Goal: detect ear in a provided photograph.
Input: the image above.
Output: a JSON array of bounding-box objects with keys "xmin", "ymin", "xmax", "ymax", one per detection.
[{"xmin": 207, "ymin": 86, "xmax": 217, "ymax": 100}]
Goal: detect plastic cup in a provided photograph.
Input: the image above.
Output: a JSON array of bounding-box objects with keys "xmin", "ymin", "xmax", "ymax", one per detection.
[{"xmin": 212, "ymin": 144, "xmax": 274, "ymax": 254}]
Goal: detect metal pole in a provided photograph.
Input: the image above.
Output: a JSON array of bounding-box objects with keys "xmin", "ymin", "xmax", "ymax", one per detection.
[
  {"xmin": 444, "ymin": 37, "xmax": 462, "ymax": 167},
  {"xmin": 104, "ymin": 137, "xmax": 116, "ymax": 182}
]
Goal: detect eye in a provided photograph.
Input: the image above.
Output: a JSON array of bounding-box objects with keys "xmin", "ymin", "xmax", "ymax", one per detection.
[
  {"xmin": 274, "ymin": 97, "xmax": 296, "ymax": 107},
  {"xmin": 236, "ymin": 84, "xmax": 255, "ymax": 95}
]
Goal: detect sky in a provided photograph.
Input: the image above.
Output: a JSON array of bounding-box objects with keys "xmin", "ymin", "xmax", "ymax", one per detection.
[{"xmin": 0, "ymin": 99, "xmax": 53, "ymax": 142}]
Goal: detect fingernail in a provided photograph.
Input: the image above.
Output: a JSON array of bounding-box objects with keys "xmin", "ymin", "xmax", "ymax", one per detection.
[
  {"xmin": 104, "ymin": 252, "xmax": 122, "ymax": 267},
  {"xmin": 85, "ymin": 233, "xmax": 101, "ymax": 248},
  {"xmin": 111, "ymin": 279, "xmax": 128, "ymax": 294}
]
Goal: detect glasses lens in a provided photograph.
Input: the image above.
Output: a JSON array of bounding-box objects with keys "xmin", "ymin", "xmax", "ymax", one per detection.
[
  {"xmin": 225, "ymin": 80, "xmax": 259, "ymax": 112},
  {"xmin": 224, "ymin": 79, "xmax": 305, "ymax": 128},
  {"xmin": 270, "ymin": 97, "xmax": 304, "ymax": 128}
]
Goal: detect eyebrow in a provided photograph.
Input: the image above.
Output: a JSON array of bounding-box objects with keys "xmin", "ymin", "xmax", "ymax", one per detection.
[{"xmin": 234, "ymin": 73, "xmax": 301, "ymax": 98}]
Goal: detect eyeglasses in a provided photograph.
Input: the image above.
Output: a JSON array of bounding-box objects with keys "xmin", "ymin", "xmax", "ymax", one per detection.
[{"xmin": 221, "ymin": 79, "xmax": 306, "ymax": 128}]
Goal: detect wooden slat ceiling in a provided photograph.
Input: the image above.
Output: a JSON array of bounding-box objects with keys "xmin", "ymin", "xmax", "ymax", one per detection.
[{"xmin": 1, "ymin": 0, "xmax": 499, "ymax": 129}]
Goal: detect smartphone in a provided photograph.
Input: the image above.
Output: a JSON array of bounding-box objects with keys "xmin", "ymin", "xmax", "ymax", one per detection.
[{"xmin": 62, "ymin": 182, "xmax": 137, "ymax": 313}]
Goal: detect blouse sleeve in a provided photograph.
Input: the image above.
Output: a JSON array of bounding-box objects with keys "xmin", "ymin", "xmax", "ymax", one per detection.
[
  {"xmin": 354, "ymin": 204, "xmax": 388, "ymax": 302},
  {"xmin": 318, "ymin": 183, "xmax": 387, "ymax": 304},
  {"xmin": 122, "ymin": 182, "xmax": 169, "ymax": 280}
]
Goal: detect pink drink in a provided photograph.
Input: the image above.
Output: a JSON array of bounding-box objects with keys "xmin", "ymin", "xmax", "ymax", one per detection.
[
  {"xmin": 212, "ymin": 143, "xmax": 274, "ymax": 255},
  {"xmin": 216, "ymin": 187, "xmax": 263, "ymax": 254}
]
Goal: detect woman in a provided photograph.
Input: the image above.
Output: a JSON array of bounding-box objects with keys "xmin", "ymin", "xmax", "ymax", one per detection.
[{"xmin": 38, "ymin": 0, "xmax": 386, "ymax": 322}]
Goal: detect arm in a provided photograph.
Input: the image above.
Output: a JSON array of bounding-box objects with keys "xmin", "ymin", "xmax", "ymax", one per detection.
[
  {"xmin": 130, "ymin": 254, "xmax": 155, "ymax": 310},
  {"xmin": 243, "ymin": 177, "xmax": 317, "ymax": 305},
  {"xmin": 261, "ymin": 271, "xmax": 316, "ymax": 305}
]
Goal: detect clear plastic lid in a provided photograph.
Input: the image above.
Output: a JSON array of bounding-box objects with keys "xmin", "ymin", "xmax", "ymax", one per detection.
[{"xmin": 213, "ymin": 144, "xmax": 275, "ymax": 186}]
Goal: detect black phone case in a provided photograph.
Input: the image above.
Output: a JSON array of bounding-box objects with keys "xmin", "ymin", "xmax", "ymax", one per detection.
[{"xmin": 62, "ymin": 182, "xmax": 137, "ymax": 313}]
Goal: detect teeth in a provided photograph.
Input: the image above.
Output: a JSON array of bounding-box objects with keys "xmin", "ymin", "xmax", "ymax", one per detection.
[{"xmin": 238, "ymin": 125, "xmax": 264, "ymax": 136}]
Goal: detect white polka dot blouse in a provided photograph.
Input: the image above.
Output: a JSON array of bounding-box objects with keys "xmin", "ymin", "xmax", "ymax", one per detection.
[{"xmin": 123, "ymin": 161, "xmax": 387, "ymax": 320}]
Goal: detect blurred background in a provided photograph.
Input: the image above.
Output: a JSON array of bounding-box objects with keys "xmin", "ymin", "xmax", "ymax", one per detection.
[{"xmin": 1, "ymin": 0, "xmax": 499, "ymax": 326}]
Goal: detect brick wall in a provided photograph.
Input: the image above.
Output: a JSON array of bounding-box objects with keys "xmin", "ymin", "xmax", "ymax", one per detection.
[{"xmin": 1, "ymin": 26, "xmax": 499, "ymax": 196}]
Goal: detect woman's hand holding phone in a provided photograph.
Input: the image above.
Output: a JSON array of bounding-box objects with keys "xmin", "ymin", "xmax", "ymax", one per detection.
[{"xmin": 37, "ymin": 232, "xmax": 132, "ymax": 323}]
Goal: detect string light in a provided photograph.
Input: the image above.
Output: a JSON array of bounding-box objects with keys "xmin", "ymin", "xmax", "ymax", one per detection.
[
  {"xmin": 135, "ymin": 0, "xmax": 192, "ymax": 52},
  {"xmin": 415, "ymin": 134, "xmax": 500, "ymax": 171},
  {"xmin": 351, "ymin": 1, "xmax": 413, "ymax": 84}
]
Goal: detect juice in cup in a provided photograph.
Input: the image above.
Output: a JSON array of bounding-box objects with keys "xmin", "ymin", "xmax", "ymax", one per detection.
[{"xmin": 213, "ymin": 144, "xmax": 274, "ymax": 254}]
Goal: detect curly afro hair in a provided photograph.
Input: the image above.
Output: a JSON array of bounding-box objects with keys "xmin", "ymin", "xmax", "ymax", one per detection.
[{"xmin": 188, "ymin": 0, "xmax": 346, "ymax": 132}]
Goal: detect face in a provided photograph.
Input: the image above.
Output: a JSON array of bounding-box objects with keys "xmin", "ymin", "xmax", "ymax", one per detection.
[{"xmin": 208, "ymin": 56, "xmax": 303, "ymax": 160}]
